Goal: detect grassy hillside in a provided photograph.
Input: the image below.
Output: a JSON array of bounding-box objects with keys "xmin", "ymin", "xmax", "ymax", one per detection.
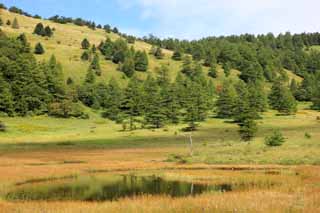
[{"xmin": 0, "ymin": 9, "xmax": 301, "ymax": 87}]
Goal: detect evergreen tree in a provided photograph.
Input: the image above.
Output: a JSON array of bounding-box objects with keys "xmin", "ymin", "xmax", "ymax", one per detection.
[
  {"xmin": 81, "ymin": 51, "xmax": 90, "ymax": 61},
  {"xmin": 181, "ymin": 56, "xmax": 193, "ymax": 77},
  {"xmin": 239, "ymin": 119, "xmax": 258, "ymax": 141},
  {"xmin": 6, "ymin": 20, "xmax": 11, "ymax": 26},
  {"xmin": 81, "ymin": 38, "xmax": 90, "ymax": 49},
  {"xmin": 208, "ymin": 63, "xmax": 218, "ymax": 78},
  {"xmin": 143, "ymin": 76, "xmax": 167, "ymax": 128},
  {"xmin": 12, "ymin": 18, "xmax": 19, "ymax": 29},
  {"xmin": 240, "ymin": 61, "xmax": 264, "ymax": 83},
  {"xmin": 248, "ymin": 81, "xmax": 268, "ymax": 114},
  {"xmin": 91, "ymin": 44, "xmax": 97, "ymax": 53},
  {"xmin": 204, "ymin": 49, "xmax": 217, "ymax": 67},
  {"xmin": 33, "ymin": 23, "xmax": 45, "ymax": 36},
  {"xmin": 122, "ymin": 52, "xmax": 135, "ymax": 77},
  {"xmin": 134, "ymin": 50, "xmax": 148, "ymax": 71},
  {"xmin": 90, "ymin": 54, "xmax": 101, "ymax": 76},
  {"xmin": 223, "ymin": 62, "xmax": 231, "ymax": 77},
  {"xmin": 233, "ymin": 81, "xmax": 253, "ymax": 123},
  {"xmin": 216, "ymin": 81, "xmax": 236, "ymax": 118},
  {"xmin": 162, "ymin": 83, "xmax": 180, "ymax": 124},
  {"xmin": 45, "ymin": 55, "xmax": 65, "ymax": 99},
  {"xmin": 0, "ymin": 74, "xmax": 14, "ymax": 115},
  {"xmin": 154, "ymin": 47, "xmax": 164, "ymax": 59},
  {"xmin": 269, "ymin": 79, "xmax": 297, "ymax": 115},
  {"xmin": 34, "ymin": 42, "xmax": 45, "ymax": 54},
  {"xmin": 85, "ymin": 67, "xmax": 96, "ymax": 84},
  {"xmin": 102, "ymin": 78, "xmax": 123, "ymax": 121},
  {"xmin": 172, "ymin": 49, "xmax": 183, "ymax": 61},
  {"xmin": 290, "ymin": 79, "xmax": 298, "ymax": 98},
  {"xmin": 112, "ymin": 38, "xmax": 128, "ymax": 64},
  {"xmin": 156, "ymin": 65, "xmax": 170, "ymax": 87},
  {"xmin": 101, "ymin": 37, "xmax": 113, "ymax": 60},
  {"xmin": 44, "ymin": 26, "xmax": 53, "ymax": 37},
  {"xmin": 17, "ymin": 33, "xmax": 30, "ymax": 52},
  {"xmin": 121, "ymin": 76, "xmax": 143, "ymax": 130}
]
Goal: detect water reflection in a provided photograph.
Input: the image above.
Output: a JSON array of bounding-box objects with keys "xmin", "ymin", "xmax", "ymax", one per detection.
[{"xmin": 7, "ymin": 175, "xmax": 232, "ymax": 202}]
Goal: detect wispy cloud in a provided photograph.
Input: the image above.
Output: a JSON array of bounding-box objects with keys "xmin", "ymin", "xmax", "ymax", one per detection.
[{"xmin": 118, "ymin": 0, "xmax": 320, "ymax": 39}]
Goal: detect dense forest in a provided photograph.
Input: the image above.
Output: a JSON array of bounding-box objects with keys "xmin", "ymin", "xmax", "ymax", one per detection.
[{"xmin": 1, "ymin": 3, "xmax": 320, "ymax": 141}]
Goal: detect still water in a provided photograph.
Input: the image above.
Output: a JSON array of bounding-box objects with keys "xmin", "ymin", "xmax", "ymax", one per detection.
[{"xmin": 7, "ymin": 175, "xmax": 232, "ymax": 201}]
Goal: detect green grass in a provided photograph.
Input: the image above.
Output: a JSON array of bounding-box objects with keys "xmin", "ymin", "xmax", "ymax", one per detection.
[{"xmin": 0, "ymin": 103, "xmax": 319, "ymax": 165}]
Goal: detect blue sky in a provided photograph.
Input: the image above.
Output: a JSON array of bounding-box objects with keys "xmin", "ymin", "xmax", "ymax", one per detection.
[{"xmin": 2, "ymin": 0, "xmax": 320, "ymax": 39}]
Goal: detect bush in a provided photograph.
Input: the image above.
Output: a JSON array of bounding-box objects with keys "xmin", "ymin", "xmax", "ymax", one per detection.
[
  {"xmin": 305, "ymin": 132, "xmax": 312, "ymax": 139},
  {"xmin": 0, "ymin": 121, "xmax": 6, "ymax": 132},
  {"xmin": 48, "ymin": 101, "xmax": 89, "ymax": 119},
  {"xmin": 265, "ymin": 130, "xmax": 286, "ymax": 147}
]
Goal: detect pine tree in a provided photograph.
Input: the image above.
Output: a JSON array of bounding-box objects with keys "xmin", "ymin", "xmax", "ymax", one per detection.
[
  {"xmin": 33, "ymin": 23, "xmax": 45, "ymax": 36},
  {"xmin": 156, "ymin": 65, "xmax": 170, "ymax": 87},
  {"xmin": 122, "ymin": 52, "xmax": 135, "ymax": 77},
  {"xmin": 223, "ymin": 62, "xmax": 231, "ymax": 77},
  {"xmin": 290, "ymin": 79, "xmax": 298, "ymax": 98},
  {"xmin": 181, "ymin": 56, "xmax": 193, "ymax": 77},
  {"xmin": 154, "ymin": 47, "xmax": 164, "ymax": 59},
  {"xmin": 121, "ymin": 76, "xmax": 143, "ymax": 130},
  {"xmin": 269, "ymin": 79, "xmax": 297, "ymax": 115},
  {"xmin": 248, "ymin": 81, "xmax": 268, "ymax": 114},
  {"xmin": 34, "ymin": 42, "xmax": 45, "ymax": 54},
  {"xmin": 204, "ymin": 49, "xmax": 216, "ymax": 67},
  {"xmin": 239, "ymin": 119, "xmax": 258, "ymax": 141},
  {"xmin": 17, "ymin": 33, "xmax": 30, "ymax": 52},
  {"xmin": 208, "ymin": 63, "xmax": 218, "ymax": 78},
  {"xmin": 216, "ymin": 81, "xmax": 237, "ymax": 118},
  {"xmin": 172, "ymin": 49, "xmax": 183, "ymax": 61},
  {"xmin": 134, "ymin": 50, "xmax": 148, "ymax": 71},
  {"xmin": 12, "ymin": 18, "xmax": 19, "ymax": 29},
  {"xmin": 44, "ymin": 26, "xmax": 53, "ymax": 37},
  {"xmin": 143, "ymin": 76, "xmax": 167, "ymax": 128},
  {"xmin": 6, "ymin": 20, "xmax": 11, "ymax": 26},
  {"xmin": 101, "ymin": 37, "xmax": 113, "ymax": 60},
  {"xmin": 81, "ymin": 51, "xmax": 90, "ymax": 61},
  {"xmin": 102, "ymin": 78, "xmax": 123, "ymax": 121},
  {"xmin": 85, "ymin": 67, "xmax": 96, "ymax": 84},
  {"xmin": 0, "ymin": 74, "xmax": 14, "ymax": 116},
  {"xmin": 81, "ymin": 38, "xmax": 90, "ymax": 49},
  {"xmin": 45, "ymin": 55, "xmax": 65, "ymax": 99},
  {"xmin": 90, "ymin": 54, "xmax": 101, "ymax": 76},
  {"xmin": 162, "ymin": 83, "xmax": 180, "ymax": 124},
  {"xmin": 233, "ymin": 81, "xmax": 253, "ymax": 123}
]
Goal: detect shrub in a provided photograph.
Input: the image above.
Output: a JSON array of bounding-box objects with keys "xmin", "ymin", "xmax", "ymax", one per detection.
[
  {"xmin": 305, "ymin": 132, "xmax": 311, "ymax": 139},
  {"xmin": 265, "ymin": 130, "xmax": 286, "ymax": 147},
  {"xmin": 0, "ymin": 121, "xmax": 6, "ymax": 132}
]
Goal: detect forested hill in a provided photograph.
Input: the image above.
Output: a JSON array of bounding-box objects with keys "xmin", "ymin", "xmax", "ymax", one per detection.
[{"xmin": 0, "ymin": 4, "xmax": 320, "ymax": 138}]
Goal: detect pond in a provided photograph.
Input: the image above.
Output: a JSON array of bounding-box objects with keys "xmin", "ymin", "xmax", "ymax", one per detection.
[{"xmin": 6, "ymin": 175, "xmax": 232, "ymax": 202}]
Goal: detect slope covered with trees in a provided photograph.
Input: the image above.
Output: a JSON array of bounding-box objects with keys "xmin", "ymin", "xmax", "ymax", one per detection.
[{"xmin": 1, "ymin": 3, "xmax": 320, "ymax": 141}]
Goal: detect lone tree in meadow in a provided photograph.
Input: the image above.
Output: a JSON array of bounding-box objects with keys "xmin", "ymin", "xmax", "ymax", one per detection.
[
  {"xmin": 81, "ymin": 38, "xmax": 90, "ymax": 49},
  {"xmin": 34, "ymin": 42, "xmax": 45, "ymax": 54},
  {"xmin": 12, "ymin": 17, "xmax": 19, "ymax": 29}
]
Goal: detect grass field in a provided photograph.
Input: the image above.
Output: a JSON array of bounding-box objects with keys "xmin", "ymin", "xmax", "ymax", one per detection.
[
  {"xmin": 0, "ymin": 103, "xmax": 319, "ymax": 212},
  {"xmin": 0, "ymin": 9, "xmax": 319, "ymax": 213}
]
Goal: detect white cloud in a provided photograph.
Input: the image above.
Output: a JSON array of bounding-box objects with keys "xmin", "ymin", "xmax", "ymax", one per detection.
[{"xmin": 119, "ymin": 0, "xmax": 320, "ymax": 39}]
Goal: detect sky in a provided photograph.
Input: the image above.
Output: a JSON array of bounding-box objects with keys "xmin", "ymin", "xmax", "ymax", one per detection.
[{"xmin": 2, "ymin": 0, "xmax": 320, "ymax": 40}]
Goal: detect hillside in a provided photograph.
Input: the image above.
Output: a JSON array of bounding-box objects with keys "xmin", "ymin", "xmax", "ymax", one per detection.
[{"xmin": 0, "ymin": 9, "xmax": 302, "ymax": 86}]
